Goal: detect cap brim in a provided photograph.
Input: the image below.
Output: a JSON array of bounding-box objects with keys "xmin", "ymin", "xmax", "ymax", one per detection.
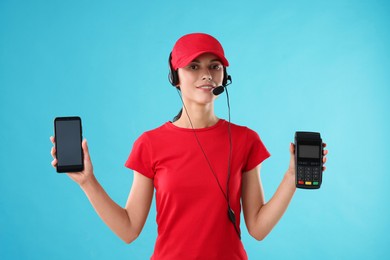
[{"xmin": 174, "ymin": 51, "xmax": 229, "ymax": 70}]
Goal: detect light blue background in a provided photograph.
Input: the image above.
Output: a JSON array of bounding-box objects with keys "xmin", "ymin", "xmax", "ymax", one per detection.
[{"xmin": 1, "ymin": 0, "xmax": 389, "ymax": 259}]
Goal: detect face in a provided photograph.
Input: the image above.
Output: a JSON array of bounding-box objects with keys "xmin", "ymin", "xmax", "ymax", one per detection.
[{"xmin": 177, "ymin": 53, "xmax": 224, "ymax": 106}]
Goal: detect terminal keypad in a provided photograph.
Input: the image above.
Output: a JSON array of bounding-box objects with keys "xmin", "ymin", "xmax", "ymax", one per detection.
[{"xmin": 297, "ymin": 161, "xmax": 321, "ymax": 186}]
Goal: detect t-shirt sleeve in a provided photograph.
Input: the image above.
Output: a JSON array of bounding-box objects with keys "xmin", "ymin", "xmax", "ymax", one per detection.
[
  {"xmin": 125, "ymin": 133, "xmax": 155, "ymax": 179},
  {"xmin": 243, "ymin": 128, "xmax": 271, "ymax": 172}
]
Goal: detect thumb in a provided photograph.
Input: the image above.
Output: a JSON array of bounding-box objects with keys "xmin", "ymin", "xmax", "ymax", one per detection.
[
  {"xmin": 82, "ymin": 139, "xmax": 91, "ymax": 162},
  {"xmin": 289, "ymin": 142, "xmax": 295, "ymax": 155},
  {"xmin": 289, "ymin": 143, "xmax": 296, "ymax": 170}
]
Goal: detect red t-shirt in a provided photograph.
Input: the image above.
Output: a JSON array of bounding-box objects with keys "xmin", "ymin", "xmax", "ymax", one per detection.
[{"xmin": 125, "ymin": 119, "xmax": 270, "ymax": 260}]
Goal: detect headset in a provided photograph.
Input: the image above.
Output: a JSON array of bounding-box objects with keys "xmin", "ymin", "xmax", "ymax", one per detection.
[{"xmin": 168, "ymin": 53, "xmax": 240, "ymax": 239}]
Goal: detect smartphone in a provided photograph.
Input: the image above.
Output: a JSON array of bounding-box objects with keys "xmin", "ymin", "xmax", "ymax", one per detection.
[
  {"xmin": 54, "ymin": 116, "xmax": 84, "ymax": 173},
  {"xmin": 295, "ymin": 131, "xmax": 323, "ymax": 189}
]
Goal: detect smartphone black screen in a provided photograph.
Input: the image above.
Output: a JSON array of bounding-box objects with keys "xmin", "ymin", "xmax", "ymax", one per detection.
[{"xmin": 54, "ymin": 117, "xmax": 84, "ymax": 173}]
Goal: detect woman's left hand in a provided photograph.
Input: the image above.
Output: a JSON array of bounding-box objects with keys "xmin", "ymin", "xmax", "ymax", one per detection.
[{"xmin": 288, "ymin": 142, "xmax": 328, "ymax": 175}]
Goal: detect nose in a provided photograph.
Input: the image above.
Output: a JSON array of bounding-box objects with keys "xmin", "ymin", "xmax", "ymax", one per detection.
[{"xmin": 201, "ymin": 68, "xmax": 212, "ymax": 81}]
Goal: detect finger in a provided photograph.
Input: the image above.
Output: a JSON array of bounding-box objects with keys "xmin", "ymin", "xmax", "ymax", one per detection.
[
  {"xmin": 323, "ymin": 156, "xmax": 327, "ymax": 164},
  {"xmin": 322, "ymin": 166, "xmax": 326, "ymax": 172},
  {"xmin": 323, "ymin": 150, "xmax": 328, "ymax": 156},
  {"xmin": 322, "ymin": 143, "xmax": 327, "ymax": 148},
  {"xmin": 289, "ymin": 143, "xmax": 295, "ymax": 154},
  {"xmin": 289, "ymin": 143, "xmax": 296, "ymax": 168},
  {"xmin": 51, "ymin": 146, "xmax": 56, "ymax": 158},
  {"xmin": 51, "ymin": 158, "xmax": 57, "ymax": 168},
  {"xmin": 82, "ymin": 139, "xmax": 90, "ymax": 161},
  {"xmin": 50, "ymin": 136, "xmax": 55, "ymax": 145}
]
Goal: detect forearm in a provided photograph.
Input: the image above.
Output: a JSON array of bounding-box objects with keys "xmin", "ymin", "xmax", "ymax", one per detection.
[
  {"xmin": 80, "ymin": 175, "xmax": 136, "ymax": 243},
  {"xmin": 254, "ymin": 170, "xmax": 296, "ymax": 240}
]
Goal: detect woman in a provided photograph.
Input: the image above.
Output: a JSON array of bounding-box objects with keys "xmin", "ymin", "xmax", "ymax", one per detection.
[{"xmin": 50, "ymin": 33, "xmax": 328, "ymax": 259}]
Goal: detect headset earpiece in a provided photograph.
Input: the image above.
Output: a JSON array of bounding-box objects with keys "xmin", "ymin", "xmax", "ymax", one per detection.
[
  {"xmin": 168, "ymin": 53, "xmax": 179, "ymax": 86},
  {"xmin": 222, "ymin": 67, "xmax": 228, "ymax": 86}
]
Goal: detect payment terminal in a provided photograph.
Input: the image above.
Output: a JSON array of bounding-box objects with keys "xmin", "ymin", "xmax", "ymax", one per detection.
[{"xmin": 295, "ymin": 132, "xmax": 323, "ymax": 189}]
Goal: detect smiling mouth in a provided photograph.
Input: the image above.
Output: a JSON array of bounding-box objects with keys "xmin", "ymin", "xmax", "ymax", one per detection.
[{"xmin": 197, "ymin": 85, "xmax": 215, "ymax": 90}]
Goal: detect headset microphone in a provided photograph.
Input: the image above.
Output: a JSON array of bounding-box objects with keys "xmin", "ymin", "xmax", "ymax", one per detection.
[
  {"xmin": 212, "ymin": 86, "xmax": 225, "ymax": 96},
  {"xmin": 212, "ymin": 75, "xmax": 232, "ymax": 96}
]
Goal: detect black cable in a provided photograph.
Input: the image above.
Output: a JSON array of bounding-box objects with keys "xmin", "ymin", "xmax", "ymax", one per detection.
[
  {"xmin": 225, "ymin": 86, "xmax": 232, "ymax": 205},
  {"xmin": 175, "ymin": 87, "xmax": 241, "ymax": 240},
  {"xmin": 225, "ymin": 87, "xmax": 241, "ymax": 239},
  {"xmin": 176, "ymin": 89, "xmax": 228, "ymax": 202}
]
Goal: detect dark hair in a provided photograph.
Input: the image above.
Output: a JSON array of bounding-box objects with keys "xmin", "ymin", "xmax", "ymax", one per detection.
[{"xmin": 172, "ymin": 108, "xmax": 182, "ymax": 122}]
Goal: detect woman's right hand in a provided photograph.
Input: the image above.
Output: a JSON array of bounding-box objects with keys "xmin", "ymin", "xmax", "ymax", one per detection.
[{"xmin": 50, "ymin": 136, "xmax": 95, "ymax": 186}]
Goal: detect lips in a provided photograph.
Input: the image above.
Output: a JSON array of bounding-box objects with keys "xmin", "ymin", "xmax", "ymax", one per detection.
[{"xmin": 196, "ymin": 84, "xmax": 215, "ymax": 90}]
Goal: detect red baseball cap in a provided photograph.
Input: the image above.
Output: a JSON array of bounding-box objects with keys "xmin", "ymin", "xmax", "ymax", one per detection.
[{"xmin": 171, "ymin": 33, "xmax": 229, "ymax": 70}]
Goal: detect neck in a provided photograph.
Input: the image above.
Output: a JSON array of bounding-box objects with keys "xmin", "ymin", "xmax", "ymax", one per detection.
[{"xmin": 174, "ymin": 103, "xmax": 218, "ymax": 129}]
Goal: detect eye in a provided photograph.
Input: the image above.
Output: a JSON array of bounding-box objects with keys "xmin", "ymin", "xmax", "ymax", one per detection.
[
  {"xmin": 210, "ymin": 64, "xmax": 222, "ymax": 70},
  {"xmin": 188, "ymin": 64, "xmax": 199, "ymax": 70}
]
